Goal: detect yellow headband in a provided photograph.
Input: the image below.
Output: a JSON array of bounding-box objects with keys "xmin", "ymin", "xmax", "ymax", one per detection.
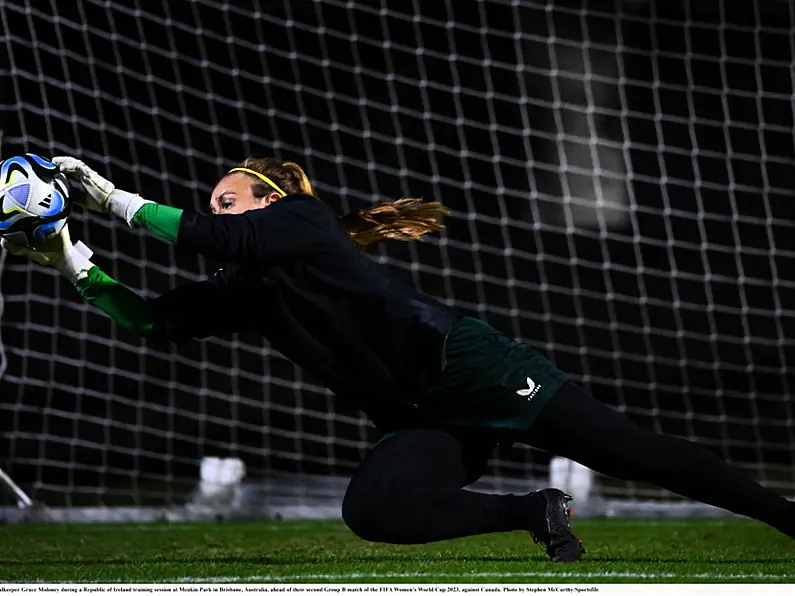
[{"xmin": 227, "ymin": 167, "xmax": 287, "ymax": 197}]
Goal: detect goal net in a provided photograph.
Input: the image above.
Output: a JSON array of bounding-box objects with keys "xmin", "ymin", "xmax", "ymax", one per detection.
[{"xmin": 1, "ymin": 0, "xmax": 794, "ymax": 520}]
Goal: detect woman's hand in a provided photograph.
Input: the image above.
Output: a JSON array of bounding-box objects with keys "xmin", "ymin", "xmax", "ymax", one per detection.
[
  {"xmin": 52, "ymin": 156, "xmax": 115, "ymax": 214},
  {"xmin": 52, "ymin": 156, "xmax": 153, "ymax": 226},
  {"xmin": 2, "ymin": 224, "xmax": 95, "ymax": 283}
]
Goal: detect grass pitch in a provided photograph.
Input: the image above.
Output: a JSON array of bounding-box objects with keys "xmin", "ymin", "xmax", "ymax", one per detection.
[{"xmin": 1, "ymin": 519, "xmax": 794, "ymax": 584}]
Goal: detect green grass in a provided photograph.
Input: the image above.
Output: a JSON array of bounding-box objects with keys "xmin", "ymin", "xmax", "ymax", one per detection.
[{"xmin": 0, "ymin": 519, "xmax": 793, "ymax": 583}]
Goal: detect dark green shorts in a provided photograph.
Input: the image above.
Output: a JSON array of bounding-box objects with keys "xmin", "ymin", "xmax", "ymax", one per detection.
[{"xmin": 415, "ymin": 316, "xmax": 567, "ymax": 436}]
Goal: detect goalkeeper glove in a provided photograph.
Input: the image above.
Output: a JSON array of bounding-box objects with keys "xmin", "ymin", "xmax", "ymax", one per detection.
[
  {"xmin": 1, "ymin": 226, "xmax": 95, "ymax": 284},
  {"xmin": 52, "ymin": 156, "xmax": 153, "ymax": 226}
]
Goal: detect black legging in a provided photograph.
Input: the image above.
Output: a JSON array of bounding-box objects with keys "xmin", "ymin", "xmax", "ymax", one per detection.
[{"xmin": 342, "ymin": 382, "xmax": 795, "ymax": 544}]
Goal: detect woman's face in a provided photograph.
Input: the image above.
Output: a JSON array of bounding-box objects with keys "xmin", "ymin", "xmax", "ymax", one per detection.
[{"xmin": 209, "ymin": 172, "xmax": 280, "ymax": 215}]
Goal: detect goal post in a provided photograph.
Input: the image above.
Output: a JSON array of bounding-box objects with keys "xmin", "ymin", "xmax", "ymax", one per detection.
[{"xmin": 1, "ymin": 0, "xmax": 794, "ymax": 521}]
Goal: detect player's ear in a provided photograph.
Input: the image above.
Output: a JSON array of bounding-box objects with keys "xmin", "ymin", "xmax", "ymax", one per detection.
[{"xmin": 262, "ymin": 192, "xmax": 282, "ymax": 207}]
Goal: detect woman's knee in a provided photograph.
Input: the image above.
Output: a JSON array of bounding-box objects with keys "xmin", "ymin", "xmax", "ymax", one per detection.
[
  {"xmin": 341, "ymin": 458, "xmax": 415, "ymax": 542},
  {"xmin": 341, "ymin": 486, "xmax": 394, "ymax": 542},
  {"xmin": 341, "ymin": 429, "xmax": 467, "ymax": 543}
]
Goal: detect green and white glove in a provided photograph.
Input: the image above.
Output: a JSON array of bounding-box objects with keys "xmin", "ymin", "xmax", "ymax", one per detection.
[
  {"xmin": 52, "ymin": 156, "xmax": 153, "ymax": 226},
  {"xmin": 1, "ymin": 226, "xmax": 95, "ymax": 284}
]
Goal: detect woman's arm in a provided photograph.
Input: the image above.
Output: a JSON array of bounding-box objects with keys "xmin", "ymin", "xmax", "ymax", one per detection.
[
  {"xmin": 133, "ymin": 199, "xmax": 335, "ymax": 262},
  {"xmin": 1, "ymin": 224, "xmax": 233, "ymax": 341},
  {"xmin": 53, "ymin": 156, "xmax": 336, "ymax": 263},
  {"xmin": 76, "ymin": 265, "xmax": 240, "ymax": 341},
  {"xmin": 1, "ymin": 226, "xmax": 239, "ymax": 341},
  {"xmin": 75, "ymin": 267, "xmax": 157, "ymax": 336}
]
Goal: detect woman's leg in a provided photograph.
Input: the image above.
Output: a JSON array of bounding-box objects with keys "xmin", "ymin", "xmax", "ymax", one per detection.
[
  {"xmin": 341, "ymin": 428, "xmax": 583, "ymax": 561},
  {"xmin": 526, "ymin": 382, "xmax": 795, "ymax": 539}
]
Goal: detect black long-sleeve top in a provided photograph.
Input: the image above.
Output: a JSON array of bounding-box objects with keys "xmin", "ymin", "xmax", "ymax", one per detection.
[{"xmin": 151, "ymin": 194, "xmax": 460, "ymax": 426}]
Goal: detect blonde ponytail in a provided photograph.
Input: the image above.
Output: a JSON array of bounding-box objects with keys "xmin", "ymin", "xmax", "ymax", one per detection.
[{"xmin": 231, "ymin": 157, "xmax": 448, "ymax": 248}]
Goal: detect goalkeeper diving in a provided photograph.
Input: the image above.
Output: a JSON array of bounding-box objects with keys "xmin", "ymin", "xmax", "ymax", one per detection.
[{"xmin": 4, "ymin": 156, "xmax": 794, "ymax": 561}]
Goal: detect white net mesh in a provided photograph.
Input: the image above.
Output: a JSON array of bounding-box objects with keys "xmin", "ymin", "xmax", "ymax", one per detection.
[{"xmin": 1, "ymin": 0, "xmax": 794, "ymax": 512}]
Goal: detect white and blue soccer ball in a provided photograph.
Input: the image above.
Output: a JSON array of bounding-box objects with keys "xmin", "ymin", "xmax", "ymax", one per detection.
[{"xmin": 0, "ymin": 153, "xmax": 71, "ymax": 247}]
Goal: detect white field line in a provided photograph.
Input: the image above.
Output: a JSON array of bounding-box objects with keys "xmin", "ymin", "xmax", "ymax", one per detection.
[{"xmin": 17, "ymin": 571, "xmax": 794, "ymax": 584}]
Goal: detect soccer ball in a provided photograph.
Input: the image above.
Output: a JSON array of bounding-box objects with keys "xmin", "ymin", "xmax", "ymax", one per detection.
[{"xmin": 0, "ymin": 153, "xmax": 71, "ymax": 246}]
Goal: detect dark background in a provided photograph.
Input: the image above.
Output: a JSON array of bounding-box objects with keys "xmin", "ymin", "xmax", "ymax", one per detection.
[{"xmin": 1, "ymin": 0, "xmax": 794, "ymax": 505}]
